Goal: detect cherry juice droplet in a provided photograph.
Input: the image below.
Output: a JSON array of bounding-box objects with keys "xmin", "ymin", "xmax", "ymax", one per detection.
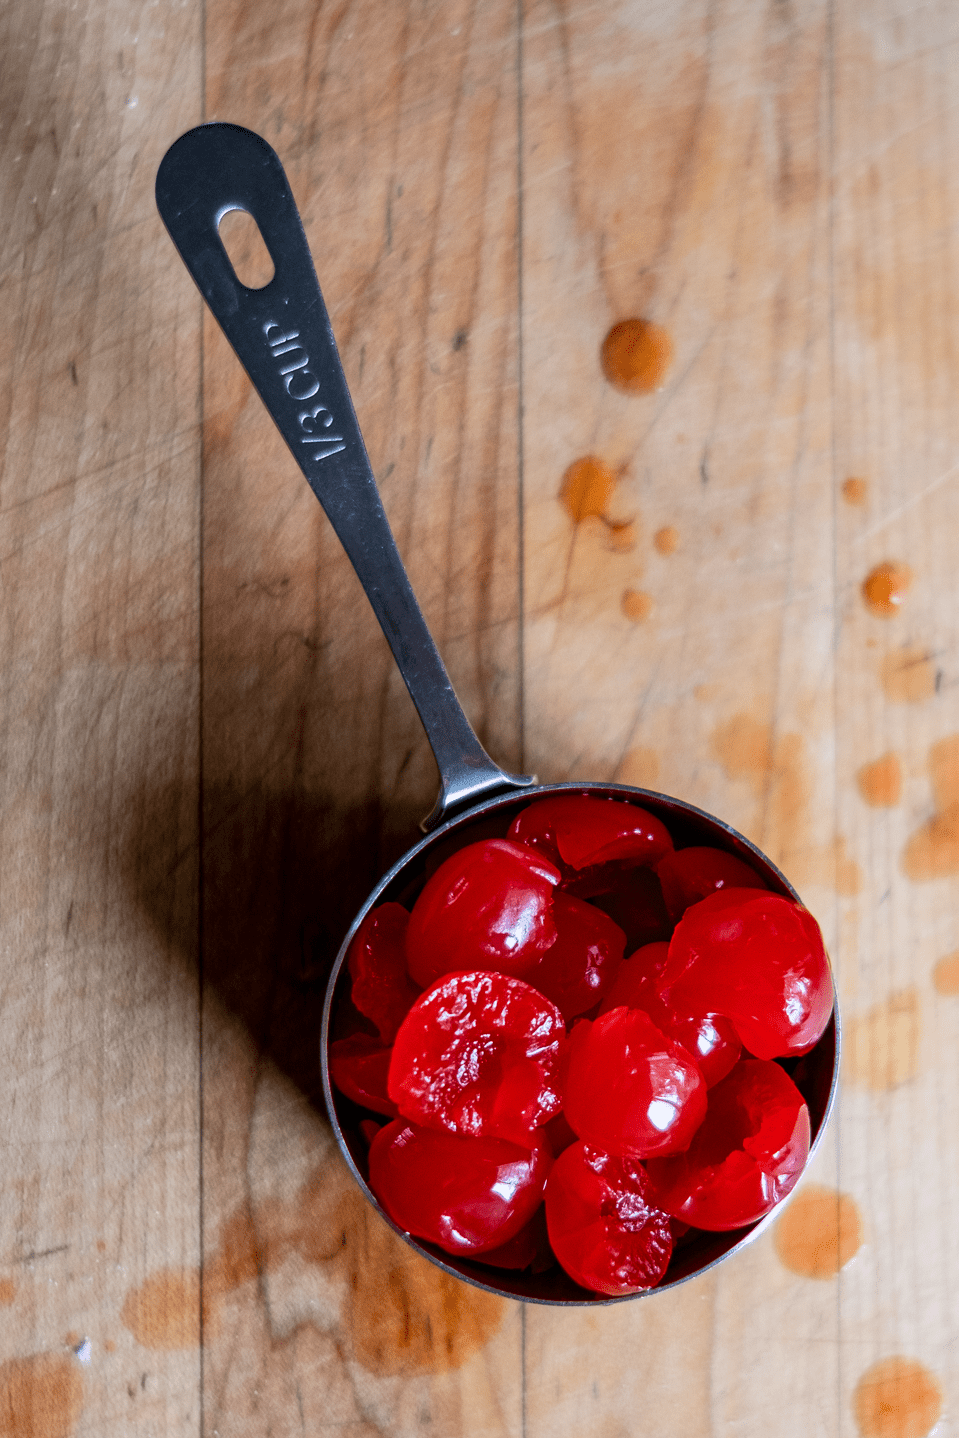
[
  {"xmin": 856, "ymin": 752, "xmax": 902, "ymax": 807},
  {"xmin": 852, "ymin": 1356, "xmax": 942, "ymax": 1438},
  {"xmin": 932, "ymin": 950, "xmax": 959, "ymax": 994},
  {"xmin": 842, "ymin": 476, "xmax": 869, "ymax": 506},
  {"xmin": 862, "ymin": 561, "xmax": 912, "ymax": 617},
  {"xmin": 622, "ymin": 589, "xmax": 654, "ymax": 622},
  {"xmin": 601, "ymin": 319, "xmax": 672, "ymax": 393},
  {"xmin": 773, "ymin": 1184, "xmax": 863, "ymax": 1278},
  {"xmin": 560, "ymin": 456, "xmax": 617, "ymax": 523}
]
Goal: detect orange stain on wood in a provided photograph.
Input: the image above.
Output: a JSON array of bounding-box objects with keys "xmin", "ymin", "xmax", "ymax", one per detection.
[
  {"xmin": 330, "ymin": 1190, "xmax": 505, "ymax": 1376},
  {"xmin": 856, "ymin": 753, "xmax": 902, "ymax": 807},
  {"xmin": 903, "ymin": 735, "xmax": 959, "ymax": 879},
  {"xmin": 929, "ymin": 734, "xmax": 959, "ymax": 808},
  {"xmin": 205, "ymin": 1206, "xmax": 262, "ymax": 1297},
  {"xmin": 853, "ymin": 1356, "xmax": 942, "ymax": 1438},
  {"xmin": 845, "ymin": 990, "xmax": 920, "ymax": 1091},
  {"xmin": 711, "ymin": 712, "xmax": 776, "ymax": 789},
  {"xmin": 125, "ymin": 1166, "xmax": 505, "ymax": 1374},
  {"xmin": 862, "ymin": 562, "xmax": 912, "ymax": 618},
  {"xmin": 710, "ymin": 714, "xmax": 862, "ymax": 894},
  {"xmin": 903, "ymin": 808, "xmax": 959, "ymax": 879},
  {"xmin": 842, "ymin": 476, "xmax": 869, "ymax": 505},
  {"xmin": 560, "ymin": 456, "xmax": 617, "ymax": 523},
  {"xmin": 0, "ymin": 1353, "xmax": 83, "ymax": 1438},
  {"xmin": 603, "ymin": 518, "xmax": 637, "ymax": 552},
  {"xmin": 879, "ymin": 648, "xmax": 936, "ymax": 704},
  {"xmin": 617, "ymin": 746, "xmax": 660, "ymax": 788},
  {"xmin": 601, "ymin": 318, "xmax": 672, "ymax": 393},
  {"xmin": 774, "ymin": 1184, "xmax": 863, "ymax": 1278},
  {"xmin": 120, "ymin": 1268, "xmax": 207, "ymax": 1350},
  {"xmin": 241, "ymin": 1172, "xmax": 504, "ymax": 1376},
  {"xmin": 653, "ymin": 525, "xmax": 679, "ymax": 555},
  {"xmin": 796, "ymin": 836, "xmax": 864, "ymax": 897},
  {"xmin": 622, "ymin": 589, "xmax": 654, "ymax": 622},
  {"xmin": 932, "ymin": 951, "xmax": 959, "ymax": 995},
  {"xmin": 0, "ymin": 1280, "xmax": 16, "ymax": 1308}
]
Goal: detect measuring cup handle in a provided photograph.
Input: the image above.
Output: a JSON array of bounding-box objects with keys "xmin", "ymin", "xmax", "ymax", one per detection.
[{"xmin": 156, "ymin": 123, "xmax": 533, "ymax": 829}]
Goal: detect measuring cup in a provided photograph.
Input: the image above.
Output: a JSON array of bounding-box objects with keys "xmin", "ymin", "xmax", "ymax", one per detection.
[{"xmin": 156, "ymin": 123, "xmax": 839, "ymax": 1305}]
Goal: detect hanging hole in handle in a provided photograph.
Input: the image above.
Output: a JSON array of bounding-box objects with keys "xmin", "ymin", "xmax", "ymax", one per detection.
[{"xmin": 217, "ymin": 206, "xmax": 276, "ymax": 289}]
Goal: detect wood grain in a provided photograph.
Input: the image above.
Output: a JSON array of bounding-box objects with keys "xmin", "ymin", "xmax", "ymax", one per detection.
[
  {"xmin": 1, "ymin": 0, "xmax": 959, "ymax": 1434},
  {"xmin": 199, "ymin": 2, "xmax": 525, "ymax": 1432},
  {"xmin": 0, "ymin": 0, "xmax": 203, "ymax": 1430},
  {"xmin": 521, "ymin": 1, "xmax": 843, "ymax": 1431}
]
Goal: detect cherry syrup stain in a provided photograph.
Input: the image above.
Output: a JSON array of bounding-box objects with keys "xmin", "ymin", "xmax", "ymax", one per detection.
[
  {"xmin": 605, "ymin": 519, "xmax": 637, "ymax": 552},
  {"xmin": 622, "ymin": 589, "xmax": 654, "ymax": 622},
  {"xmin": 932, "ymin": 951, "xmax": 959, "ymax": 995},
  {"xmin": 121, "ymin": 1164, "xmax": 505, "ymax": 1375},
  {"xmin": 617, "ymin": 746, "xmax": 660, "ymax": 789},
  {"xmin": 710, "ymin": 714, "xmax": 862, "ymax": 895},
  {"xmin": 120, "ymin": 1268, "xmax": 205, "ymax": 1350},
  {"xmin": 773, "ymin": 1184, "xmax": 863, "ymax": 1278},
  {"xmin": 842, "ymin": 477, "xmax": 869, "ymax": 506},
  {"xmin": 903, "ymin": 734, "xmax": 959, "ymax": 879},
  {"xmin": 856, "ymin": 753, "xmax": 902, "ymax": 808},
  {"xmin": 653, "ymin": 525, "xmax": 679, "ymax": 555},
  {"xmin": 330, "ymin": 1190, "xmax": 506, "ymax": 1376},
  {"xmin": 560, "ymin": 456, "xmax": 617, "ymax": 523},
  {"xmin": 845, "ymin": 989, "xmax": 920, "ymax": 1091},
  {"xmin": 559, "ymin": 458, "xmax": 638, "ymax": 560},
  {"xmin": 862, "ymin": 562, "xmax": 912, "ymax": 617},
  {"xmin": 880, "ymin": 648, "xmax": 936, "ymax": 704},
  {"xmin": 853, "ymin": 1356, "xmax": 942, "ymax": 1438},
  {"xmin": 0, "ymin": 1353, "xmax": 83, "ymax": 1438},
  {"xmin": 601, "ymin": 318, "xmax": 673, "ymax": 393}
]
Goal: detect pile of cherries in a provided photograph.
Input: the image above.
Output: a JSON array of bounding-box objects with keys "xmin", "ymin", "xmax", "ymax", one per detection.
[{"xmin": 328, "ymin": 795, "xmax": 833, "ymax": 1297}]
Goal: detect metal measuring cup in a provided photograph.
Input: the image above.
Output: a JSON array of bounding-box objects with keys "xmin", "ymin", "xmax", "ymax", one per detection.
[{"xmin": 156, "ymin": 123, "xmax": 838, "ymax": 1306}]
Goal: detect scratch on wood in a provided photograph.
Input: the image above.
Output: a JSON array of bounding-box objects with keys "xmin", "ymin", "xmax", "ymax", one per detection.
[{"xmin": 16, "ymin": 1244, "xmax": 69, "ymax": 1263}]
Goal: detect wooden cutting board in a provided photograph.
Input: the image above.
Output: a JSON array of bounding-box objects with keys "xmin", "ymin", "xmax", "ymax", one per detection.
[{"xmin": 1, "ymin": 1, "xmax": 958, "ymax": 1434}]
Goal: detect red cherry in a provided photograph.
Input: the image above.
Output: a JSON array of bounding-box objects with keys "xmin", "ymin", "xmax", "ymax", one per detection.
[
  {"xmin": 577, "ymin": 865, "xmax": 672, "ymax": 951},
  {"xmin": 519, "ymin": 892, "xmax": 626, "ymax": 1020},
  {"xmin": 388, "ymin": 971, "xmax": 566, "ymax": 1147},
  {"xmin": 347, "ymin": 902, "xmax": 420, "ymax": 1044},
  {"xmin": 328, "ymin": 1035, "xmax": 397, "ymax": 1118},
  {"xmin": 563, "ymin": 1008, "xmax": 707, "ymax": 1158},
  {"xmin": 508, "ymin": 795, "xmax": 673, "ymax": 872},
  {"xmin": 369, "ymin": 1119, "xmax": 552, "ymax": 1255},
  {"xmin": 404, "ymin": 840, "xmax": 561, "ymax": 989},
  {"xmin": 655, "ymin": 847, "xmax": 766, "ymax": 924},
  {"xmin": 598, "ymin": 943, "xmax": 741, "ymax": 1087},
  {"xmin": 543, "ymin": 1109, "xmax": 579, "ymax": 1158},
  {"xmin": 661, "ymin": 889, "xmax": 833, "ymax": 1059},
  {"xmin": 645, "ymin": 1059, "xmax": 810, "ymax": 1230},
  {"xmin": 545, "ymin": 1141, "xmax": 674, "ymax": 1294},
  {"xmin": 473, "ymin": 1208, "xmax": 551, "ymax": 1271},
  {"xmin": 359, "ymin": 1118, "xmax": 382, "ymax": 1146}
]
